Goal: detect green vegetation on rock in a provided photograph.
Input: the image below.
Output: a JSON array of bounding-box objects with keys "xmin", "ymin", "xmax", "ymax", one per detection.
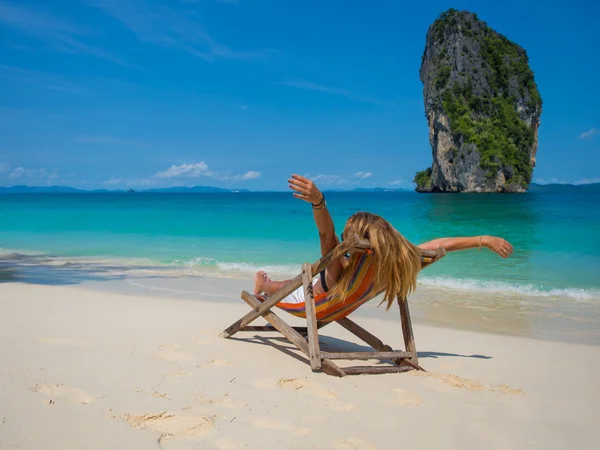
[{"xmin": 413, "ymin": 168, "xmax": 433, "ymax": 190}]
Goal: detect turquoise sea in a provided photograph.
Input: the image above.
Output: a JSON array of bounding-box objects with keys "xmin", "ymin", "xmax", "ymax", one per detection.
[{"xmin": 1, "ymin": 191, "xmax": 599, "ymax": 299}]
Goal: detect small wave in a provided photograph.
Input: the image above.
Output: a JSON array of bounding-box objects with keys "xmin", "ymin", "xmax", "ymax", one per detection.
[
  {"xmin": 154, "ymin": 257, "xmax": 600, "ymax": 300},
  {"xmin": 419, "ymin": 277, "xmax": 600, "ymax": 301},
  {"xmin": 174, "ymin": 256, "xmax": 219, "ymax": 268},
  {"xmin": 170, "ymin": 257, "xmax": 299, "ymax": 277},
  {"xmin": 216, "ymin": 262, "xmax": 299, "ymax": 276}
]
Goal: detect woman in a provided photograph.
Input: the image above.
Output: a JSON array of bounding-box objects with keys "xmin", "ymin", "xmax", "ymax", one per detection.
[{"xmin": 254, "ymin": 175, "xmax": 514, "ymax": 309}]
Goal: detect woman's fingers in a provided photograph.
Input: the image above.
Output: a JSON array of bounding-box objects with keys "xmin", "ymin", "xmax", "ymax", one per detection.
[
  {"xmin": 488, "ymin": 237, "xmax": 513, "ymax": 258},
  {"xmin": 290, "ymin": 175, "xmax": 318, "ymax": 193},
  {"xmin": 289, "ymin": 176, "xmax": 310, "ymax": 190},
  {"xmin": 289, "ymin": 179, "xmax": 307, "ymax": 190},
  {"xmin": 291, "ymin": 174, "xmax": 310, "ymax": 185},
  {"xmin": 499, "ymin": 244, "xmax": 512, "ymax": 258},
  {"xmin": 293, "ymin": 193, "xmax": 310, "ymax": 202},
  {"xmin": 289, "ymin": 182, "xmax": 309, "ymax": 195}
]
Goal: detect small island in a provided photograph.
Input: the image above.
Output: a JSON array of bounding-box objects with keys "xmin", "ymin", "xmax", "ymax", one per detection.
[{"xmin": 415, "ymin": 9, "xmax": 542, "ymax": 192}]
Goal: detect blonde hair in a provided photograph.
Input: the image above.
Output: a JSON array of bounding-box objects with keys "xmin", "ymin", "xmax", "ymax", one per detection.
[{"xmin": 329, "ymin": 212, "xmax": 422, "ymax": 310}]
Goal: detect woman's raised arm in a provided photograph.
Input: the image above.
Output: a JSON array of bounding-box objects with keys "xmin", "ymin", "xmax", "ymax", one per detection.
[{"xmin": 288, "ymin": 174, "xmax": 339, "ymax": 256}]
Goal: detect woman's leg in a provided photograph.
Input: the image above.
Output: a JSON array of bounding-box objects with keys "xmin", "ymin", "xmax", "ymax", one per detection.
[{"xmin": 254, "ymin": 270, "xmax": 291, "ymax": 295}]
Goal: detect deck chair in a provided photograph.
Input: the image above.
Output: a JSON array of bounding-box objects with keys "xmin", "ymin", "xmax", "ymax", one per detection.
[{"xmin": 220, "ymin": 233, "xmax": 446, "ymax": 377}]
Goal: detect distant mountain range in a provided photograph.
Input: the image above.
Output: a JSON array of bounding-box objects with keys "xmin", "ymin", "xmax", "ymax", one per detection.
[
  {"xmin": 0, "ymin": 183, "xmax": 598, "ymax": 194},
  {"xmin": 0, "ymin": 185, "xmax": 249, "ymax": 194},
  {"xmin": 527, "ymin": 182, "xmax": 600, "ymax": 193},
  {"xmin": 0, "ymin": 185, "xmax": 412, "ymax": 194},
  {"xmin": 324, "ymin": 187, "xmax": 412, "ymax": 193}
]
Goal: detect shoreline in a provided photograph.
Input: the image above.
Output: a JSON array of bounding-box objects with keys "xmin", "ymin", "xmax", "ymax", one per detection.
[
  {"xmin": 2, "ymin": 253, "xmax": 600, "ymax": 346},
  {"xmin": 1, "ymin": 282, "xmax": 598, "ymax": 449},
  {"xmin": 2, "ymin": 247, "xmax": 599, "ymax": 299}
]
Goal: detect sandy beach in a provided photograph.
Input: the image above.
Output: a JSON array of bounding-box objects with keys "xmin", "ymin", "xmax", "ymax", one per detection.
[{"xmin": 1, "ymin": 281, "xmax": 598, "ymax": 450}]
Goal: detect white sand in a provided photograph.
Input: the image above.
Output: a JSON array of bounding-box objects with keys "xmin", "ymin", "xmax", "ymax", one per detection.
[{"xmin": 1, "ymin": 283, "xmax": 598, "ymax": 450}]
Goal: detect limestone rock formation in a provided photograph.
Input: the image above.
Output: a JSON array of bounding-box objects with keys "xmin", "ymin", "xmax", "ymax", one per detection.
[{"xmin": 415, "ymin": 9, "xmax": 542, "ymax": 193}]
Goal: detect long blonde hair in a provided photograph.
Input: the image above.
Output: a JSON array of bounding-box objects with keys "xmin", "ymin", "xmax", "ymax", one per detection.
[{"xmin": 329, "ymin": 212, "xmax": 422, "ymax": 310}]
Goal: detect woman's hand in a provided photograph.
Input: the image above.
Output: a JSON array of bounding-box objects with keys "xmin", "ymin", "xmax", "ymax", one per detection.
[
  {"xmin": 483, "ymin": 236, "xmax": 514, "ymax": 258},
  {"xmin": 288, "ymin": 174, "xmax": 324, "ymax": 205}
]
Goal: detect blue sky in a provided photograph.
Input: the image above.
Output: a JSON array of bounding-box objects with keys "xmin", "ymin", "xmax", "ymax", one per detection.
[{"xmin": 0, "ymin": 0, "xmax": 598, "ymax": 190}]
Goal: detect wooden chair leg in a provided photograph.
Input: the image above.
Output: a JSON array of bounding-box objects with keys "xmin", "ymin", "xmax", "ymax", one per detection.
[
  {"xmin": 398, "ymin": 296, "xmax": 418, "ymax": 366},
  {"xmin": 240, "ymin": 291, "xmax": 345, "ymax": 377},
  {"xmin": 336, "ymin": 317, "xmax": 394, "ymax": 352},
  {"xmin": 302, "ymin": 263, "xmax": 321, "ymax": 371}
]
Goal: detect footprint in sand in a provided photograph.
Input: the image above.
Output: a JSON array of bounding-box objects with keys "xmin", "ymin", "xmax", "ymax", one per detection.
[
  {"xmin": 275, "ymin": 378, "xmax": 338, "ymax": 400},
  {"xmin": 31, "ymin": 383, "xmax": 94, "ymax": 405},
  {"xmin": 157, "ymin": 351, "xmax": 194, "ymax": 363},
  {"xmin": 335, "ymin": 438, "xmax": 378, "ymax": 450},
  {"xmin": 135, "ymin": 388, "xmax": 168, "ymax": 399},
  {"xmin": 392, "ymin": 388, "xmax": 422, "ymax": 406},
  {"xmin": 118, "ymin": 411, "xmax": 214, "ymax": 441},
  {"xmin": 36, "ymin": 337, "xmax": 90, "ymax": 346},
  {"xmin": 328, "ymin": 401, "xmax": 356, "ymax": 412},
  {"xmin": 277, "ymin": 378, "xmax": 308, "ymax": 390},
  {"xmin": 156, "ymin": 343, "xmax": 195, "ymax": 363},
  {"xmin": 197, "ymin": 396, "xmax": 241, "ymax": 410},
  {"xmin": 411, "ymin": 371, "xmax": 523, "ymax": 394},
  {"xmin": 164, "ymin": 370, "xmax": 193, "ymax": 378},
  {"xmin": 199, "ymin": 359, "xmax": 232, "ymax": 367}
]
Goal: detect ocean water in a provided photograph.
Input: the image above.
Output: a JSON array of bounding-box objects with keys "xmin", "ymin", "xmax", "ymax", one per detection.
[{"xmin": 1, "ymin": 191, "xmax": 599, "ymax": 298}]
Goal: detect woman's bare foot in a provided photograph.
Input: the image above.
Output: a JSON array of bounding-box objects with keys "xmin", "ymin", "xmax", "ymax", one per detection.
[{"xmin": 254, "ymin": 270, "xmax": 271, "ymax": 295}]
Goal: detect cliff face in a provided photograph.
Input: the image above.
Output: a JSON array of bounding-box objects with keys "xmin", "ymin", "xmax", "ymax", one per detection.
[{"xmin": 415, "ymin": 9, "xmax": 542, "ymax": 193}]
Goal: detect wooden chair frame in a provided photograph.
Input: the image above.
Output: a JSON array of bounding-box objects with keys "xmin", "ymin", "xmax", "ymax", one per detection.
[{"xmin": 220, "ymin": 233, "xmax": 445, "ymax": 377}]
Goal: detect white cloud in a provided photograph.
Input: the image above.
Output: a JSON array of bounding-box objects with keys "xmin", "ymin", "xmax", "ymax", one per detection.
[
  {"xmin": 353, "ymin": 171, "xmax": 373, "ymax": 180},
  {"xmin": 313, "ymin": 174, "xmax": 346, "ymax": 185},
  {"xmin": 9, "ymin": 167, "xmax": 27, "ymax": 179},
  {"xmin": 574, "ymin": 178, "xmax": 600, "ymax": 185},
  {"xmin": 536, "ymin": 178, "xmax": 569, "ymax": 185},
  {"xmin": 233, "ymin": 170, "xmax": 261, "ymax": 181},
  {"xmin": 154, "ymin": 162, "xmax": 259, "ymax": 182},
  {"xmin": 154, "ymin": 162, "xmax": 212, "ymax": 179},
  {"xmin": 104, "ymin": 178, "xmax": 123, "ymax": 185},
  {"xmin": 388, "ymin": 179, "xmax": 403, "ymax": 185},
  {"xmin": 550, "ymin": 178, "xmax": 568, "ymax": 184},
  {"xmin": 8, "ymin": 166, "xmax": 60, "ymax": 185},
  {"xmin": 126, "ymin": 179, "xmax": 156, "ymax": 187},
  {"xmin": 579, "ymin": 128, "xmax": 598, "ymax": 139}
]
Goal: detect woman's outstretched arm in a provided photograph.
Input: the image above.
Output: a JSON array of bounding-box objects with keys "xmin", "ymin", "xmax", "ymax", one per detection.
[{"xmin": 418, "ymin": 236, "xmax": 514, "ymax": 258}]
